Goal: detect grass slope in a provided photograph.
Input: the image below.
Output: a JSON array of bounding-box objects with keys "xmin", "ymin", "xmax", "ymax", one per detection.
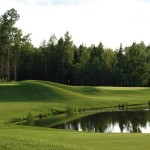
[
  {"xmin": 0, "ymin": 80, "xmax": 150, "ymax": 150},
  {"xmin": 0, "ymin": 80, "xmax": 150, "ymax": 123}
]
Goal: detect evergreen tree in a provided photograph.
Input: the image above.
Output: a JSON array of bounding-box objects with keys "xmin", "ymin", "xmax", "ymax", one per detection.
[{"xmin": 0, "ymin": 8, "xmax": 20, "ymax": 81}]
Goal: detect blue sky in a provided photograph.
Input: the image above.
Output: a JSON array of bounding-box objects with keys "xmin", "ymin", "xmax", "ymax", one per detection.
[{"xmin": 1, "ymin": 0, "xmax": 150, "ymax": 48}]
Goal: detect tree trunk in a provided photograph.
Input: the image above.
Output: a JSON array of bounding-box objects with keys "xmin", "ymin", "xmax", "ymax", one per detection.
[
  {"xmin": 7, "ymin": 48, "xmax": 10, "ymax": 82},
  {"xmin": 82, "ymin": 67, "xmax": 85, "ymax": 86},
  {"xmin": 0, "ymin": 58, "xmax": 4, "ymax": 81},
  {"xmin": 57, "ymin": 59, "xmax": 60, "ymax": 83},
  {"xmin": 14, "ymin": 60, "xmax": 17, "ymax": 81},
  {"xmin": 44, "ymin": 57, "xmax": 47, "ymax": 80}
]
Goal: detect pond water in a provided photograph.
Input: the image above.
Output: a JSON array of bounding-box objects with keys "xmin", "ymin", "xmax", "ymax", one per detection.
[{"xmin": 53, "ymin": 110, "xmax": 150, "ymax": 133}]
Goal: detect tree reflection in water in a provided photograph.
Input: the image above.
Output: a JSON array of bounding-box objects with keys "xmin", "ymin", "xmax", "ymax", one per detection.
[{"xmin": 53, "ymin": 110, "xmax": 150, "ymax": 133}]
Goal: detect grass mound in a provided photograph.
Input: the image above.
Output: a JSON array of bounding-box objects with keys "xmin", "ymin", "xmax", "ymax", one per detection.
[
  {"xmin": 0, "ymin": 80, "xmax": 150, "ymax": 123},
  {"xmin": 0, "ymin": 80, "xmax": 150, "ymax": 150}
]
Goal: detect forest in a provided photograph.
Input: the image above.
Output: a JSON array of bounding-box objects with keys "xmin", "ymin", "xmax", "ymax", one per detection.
[{"xmin": 0, "ymin": 8, "xmax": 150, "ymax": 86}]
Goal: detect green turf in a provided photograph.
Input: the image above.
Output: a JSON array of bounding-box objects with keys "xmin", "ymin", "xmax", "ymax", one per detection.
[
  {"xmin": 0, "ymin": 80, "xmax": 150, "ymax": 123},
  {"xmin": 0, "ymin": 80, "xmax": 150, "ymax": 150},
  {"xmin": 0, "ymin": 124, "xmax": 150, "ymax": 150}
]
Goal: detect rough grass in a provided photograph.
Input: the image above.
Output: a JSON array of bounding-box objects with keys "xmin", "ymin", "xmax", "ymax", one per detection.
[{"xmin": 0, "ymin": 80, "xmax": 150, "ymax": 123}]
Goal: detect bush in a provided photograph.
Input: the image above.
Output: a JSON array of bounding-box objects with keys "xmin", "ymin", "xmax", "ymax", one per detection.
[
  {"xmin": 118, "ymin": 104, "xmax": 121, "ymax": 110},
  {"xmin": 126, "ymin": 102, "xmax": 128, "ymax": 110},
  {"xmin": 148, "ymin": 101, "xmax": 150, "ymax": 109},
  {"xmin": 65, "ymin": 106, "xmax": 76, "ymax": 117},
  {"xmin": 26, "ymin": 111, "xmax": 34, "ymax": 126}
]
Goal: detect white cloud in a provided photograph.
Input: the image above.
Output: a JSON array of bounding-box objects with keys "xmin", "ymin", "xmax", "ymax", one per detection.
[
  {"xmin": 138, "ymin": 0, "xmax": 150, "ymax": 3},
  {"xmin": 0, "ymin": 0, "xmax": 150, "ymax": 49},
  {"xmin": 56, "ymin": 0, "xmax": 96, "ymax": 5},
  {"xmin": 14, "ymin": 0, "xmax": 51, "ymax": 5},
  {"xmin": 13, "ymin": 0, "xmax": 95, "ymax": 6}
]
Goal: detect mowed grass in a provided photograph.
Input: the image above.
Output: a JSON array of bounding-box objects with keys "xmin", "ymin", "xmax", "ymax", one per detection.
[
  {"xmin": 0, "ymin": 124, "xmax": 150, "ymax": 150},
  {"xmin": 0, "ymin": 80, "xmax": 150, "ymax": 150},
  {"xmin": 0, "ymin": 80, "xmax": 150, "ymax": 123}
]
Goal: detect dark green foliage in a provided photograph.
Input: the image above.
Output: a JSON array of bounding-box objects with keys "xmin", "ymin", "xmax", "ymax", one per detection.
[
  {"xmin": 0, "ymin": 8, "xmax": 20, "ymax": 81},
  {"xmin": 118, "ymin": 104, "xmax": 121, "ymax": 110},
  {"xmin": 126, "ymin": 102, "xmax": 128, "ymax": 110},
  {"xmin": 65, "ymin": 106, "xmax": 76, "ymax": 117},
  {"xmin": 26, "ymin": 111, "xmax": 34, "ymax": 126},
  {"xmin": 124, "ymin": 42, "xmax": 150, "ymax": 86},
  {"xmin": 148, "ymin": 101, "xmax": 150, "ymax": 109},
  {"xmin": 0, "ymin": 9, "xmax": 150, "ymax": 86},
  {"xmin": 118, "ymin": 103, "xmax": 128, "ymax": 110}
]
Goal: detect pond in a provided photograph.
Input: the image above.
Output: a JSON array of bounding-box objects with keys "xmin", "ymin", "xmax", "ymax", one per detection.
[{"xmin": 52, "ymin": 110, "xmax": 150, "ymax": 133}]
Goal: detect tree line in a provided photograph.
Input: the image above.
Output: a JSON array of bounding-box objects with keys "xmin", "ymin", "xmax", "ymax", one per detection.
[{"xmin": 0, "ymin": 8, "xmax": 150, "ymax": 86}]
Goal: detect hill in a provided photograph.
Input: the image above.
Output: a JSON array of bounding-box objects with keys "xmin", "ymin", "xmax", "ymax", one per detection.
[
  {"xmin": 0, "ymin": 80, "xmax": 150, "ymax": 123},
  {"xmin": 0, "ymin": 80, "xmax": 150, "ymax": 150}
]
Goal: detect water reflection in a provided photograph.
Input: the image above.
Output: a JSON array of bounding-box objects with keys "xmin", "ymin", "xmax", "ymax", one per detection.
[{"xmin": 53, "ymin": 110, "xmax": 150, "ymax": 133}]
